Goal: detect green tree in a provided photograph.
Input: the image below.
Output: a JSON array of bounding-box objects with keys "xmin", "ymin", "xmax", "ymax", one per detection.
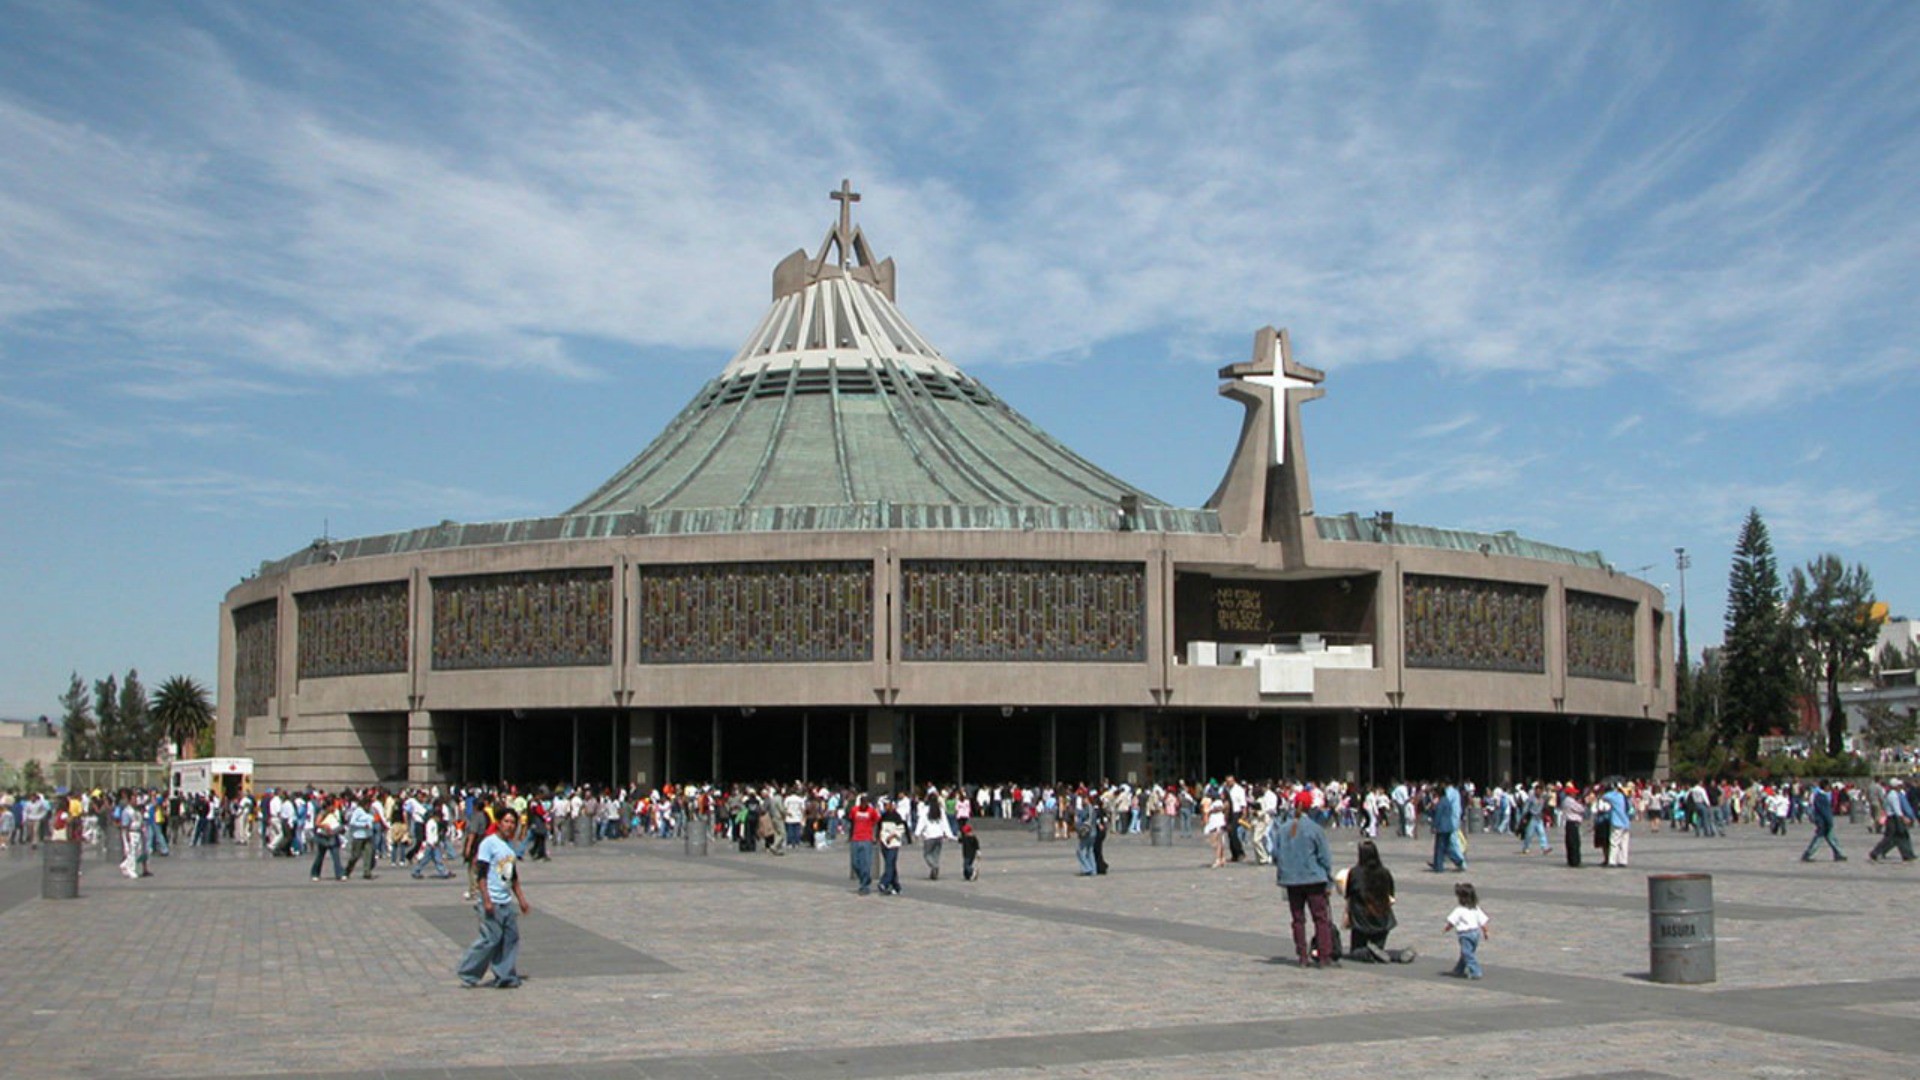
[
  {"xmin": 1670, "ymin": 647, "xmax": 1726, "ymax": 777},
  {"xmin": 1789, "ymin": 555, "xmax": 1879, "ymax": 756},
  {"xmin": 21, "ymin": 759, "xmax": 48, "ymax": 792},
  {"xmin": 1720, "ymin": 510, "xmax": 1797, "ymax": 760},
  {"xmin": 152, "ymin": 675, "xmax": 214, "ymax": 759},
  {"xmin": 93, "ymin": 674, "xmax": 122, "ymax": 761},
  {"xmin": 117, "ymin": 668, "xmax": 155, "ymax": 762},
  {"xmin": 58, "ymin": 672, "xmax": 96, "ymax": 761}
]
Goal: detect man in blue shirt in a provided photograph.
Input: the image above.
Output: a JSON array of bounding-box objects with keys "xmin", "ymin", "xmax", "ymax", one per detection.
[
  {"xmin": 1428, "ymin": 782, "xmax": 1466, "ymax": 873},
  {"xmin": 341, "ymin": 795, "xmax": 380, "ymax": 880},
  {"xmin": 1800, "ymin": 779, "xmax": 1845, "ymax": 862},
  {"xmin": 1603, "ymin": 784, "xmax": 1633, "ymax": 868},
  {"xmin": 458, "ymin": 807, "xmax": 532, "ymax": 989},
  {"xmin": 1271, "ymin": 790, "xmax": 1337, "ymax": 967}
]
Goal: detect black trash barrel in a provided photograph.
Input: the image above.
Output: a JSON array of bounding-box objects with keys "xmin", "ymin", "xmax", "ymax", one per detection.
[
  {"xmin": 1649, "ymin": 873, "xmax": 1715, "ymax": 984},
  {"xmin": 43, "ymin": 842, "xmax": 81, "ymax": 900},
  {"xmin": 1035, "ymin": 811, "xmax": 1056, "ymax": 842},
  {"xmin": 683, "ymin": 815, "xmax": 709, "ymax": 856}
]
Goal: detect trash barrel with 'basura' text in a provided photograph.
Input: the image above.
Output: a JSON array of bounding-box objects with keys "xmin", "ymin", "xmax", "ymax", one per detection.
[
  {"xmin": 42, "ymin": 842, "xmax": 81, "ymax": 900},
  {"xmin": 1648, "ymin": 873, "xmax": 1715, "ymax": 984}
]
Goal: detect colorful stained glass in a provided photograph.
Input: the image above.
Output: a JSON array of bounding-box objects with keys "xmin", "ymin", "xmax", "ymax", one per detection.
[
  {"xmin": 431, "ymin": 569, "xmax": 612, "ymax": 670},
  {"xmin": 296, "ymin": 581, "xmax": 409, "ymax": 679},
  {"xmin": 637, "ymin": 561, "xmax": 873, "ymax": 663},
  {"xmin": 1566, "ymin": 591, "xmax": 1637, "ymax": 682},
  {"xmin": 1403, "ymin": 574, "xmax": 1545, "ymax": 673},
  {"xmin": 902, "ymin": 560, "xmax": 1145, "ymax": 662},
  {"xmin": 233, "ymin": 599, "xmax": 278, "ymax": 718}
]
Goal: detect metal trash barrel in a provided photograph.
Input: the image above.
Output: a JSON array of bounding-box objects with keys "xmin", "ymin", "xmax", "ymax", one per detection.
[
  {"xmin": 1151, "ymin": 813, "xmax": 1173, "ymax": 847},
  {"xmin": 683, "ymin": 815, "xmax": 709, "ymax": 856},
  {"xmin": 1649, "ymin": 873, "xmax": 1715, "ymax": 984},
  {"xmin": 43, "ymin": 842, "xmax": 81, "ymax": 900},
  {"xmin": 1035, "ymin": 811, "xmax": 1056, "ymax": 842}
]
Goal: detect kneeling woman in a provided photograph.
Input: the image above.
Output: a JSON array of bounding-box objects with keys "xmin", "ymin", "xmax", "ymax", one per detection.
[{"xmin": 1342, "ymin": 840, "xmax": 1415, "ymax": 963}]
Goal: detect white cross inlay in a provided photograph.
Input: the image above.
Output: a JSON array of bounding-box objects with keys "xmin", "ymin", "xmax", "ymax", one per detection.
[{"xmin": 1243, "ymin": 367, "xmax": 1318, "ymax": 465}]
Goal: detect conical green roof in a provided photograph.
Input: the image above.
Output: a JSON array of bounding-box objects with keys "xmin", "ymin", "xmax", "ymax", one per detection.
[{"xmin": 567, "ymin": 186, "xmax": 1218, "ymax": 534}]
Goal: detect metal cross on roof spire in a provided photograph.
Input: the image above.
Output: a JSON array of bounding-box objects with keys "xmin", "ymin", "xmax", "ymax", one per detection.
[{"xmin": 829, "ymin": 179, "xmax": 860, "ymax": 267}]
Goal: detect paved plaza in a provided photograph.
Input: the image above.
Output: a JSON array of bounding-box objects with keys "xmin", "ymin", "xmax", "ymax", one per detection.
[{"xmin": 0, "ymin": 814, "xmax": 1914, "ymax": 1079}]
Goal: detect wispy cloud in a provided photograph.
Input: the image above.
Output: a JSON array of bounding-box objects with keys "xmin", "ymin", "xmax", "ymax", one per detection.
[
  {"xmin": 1318, "ymin": 449, "xmax": 1537, "ymax": 508},
  {"xmin": 3, "ymin": 4, "xmax": 1914, "ymax": 424},
  {"xmin": 101, "ymin": 464, "xmax": 542, "ymax": 523},
  {"xmin": 1414, "ymin": 414, "xmax": 1481, "ymax": 439}
]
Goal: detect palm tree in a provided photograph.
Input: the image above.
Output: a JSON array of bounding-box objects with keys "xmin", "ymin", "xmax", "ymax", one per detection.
[{"xmin": 152, "ymin": 675, "xmax": 214, "ymax": 759}]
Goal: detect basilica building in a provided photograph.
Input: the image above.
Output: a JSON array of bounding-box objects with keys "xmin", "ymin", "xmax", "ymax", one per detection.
[{"xmin": 218, "ymin": 185, "xmax": 1670, "ymax": 791}]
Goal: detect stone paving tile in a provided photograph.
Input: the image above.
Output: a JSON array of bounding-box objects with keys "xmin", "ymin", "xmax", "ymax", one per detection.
[
  {"xmin": 414, "ymin": 902, "xmax": 678, "ymax": 977},
  {"xmin": 2, "ymin": 819, "xmax": 1916, "ymax": 1079}
]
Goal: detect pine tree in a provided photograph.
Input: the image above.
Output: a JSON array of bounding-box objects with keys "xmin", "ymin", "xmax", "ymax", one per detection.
[
  {"xmin": 1720, "ymin": 509, "xmax": 1797, "ymax": 760},
  {"xmin": 58, "ymin": 672, "xmax": 95, "ymax": 761},
  {"xmin": 118, "ymin": 669, "xmax": 154, "ymax": 762},
  {"xmin": 93, "ymin": 674, "xmax": 122, "ymax": 761}
]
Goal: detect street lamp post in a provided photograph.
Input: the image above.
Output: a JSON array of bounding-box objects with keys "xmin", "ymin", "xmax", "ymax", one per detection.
[{"xmin": 1674, "ymin": 547, "xmax": 1691, "ymax": 664}]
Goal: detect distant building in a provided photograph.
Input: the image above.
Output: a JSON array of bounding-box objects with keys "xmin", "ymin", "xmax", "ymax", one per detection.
[
  {"xmin": 1838, "ymin": 669, "xmax": 1920, "ymax": 752},
  {"xmin": 0, "ymin": 717, "xmax": 61, "ymax": 772},
  {"xmin": 1876, "ymin": 616, "xmax": 1920, "ymax": 666},
  {"xmin": 218, "ymin": 186, "xmax": 1672, "ymax": 790}
]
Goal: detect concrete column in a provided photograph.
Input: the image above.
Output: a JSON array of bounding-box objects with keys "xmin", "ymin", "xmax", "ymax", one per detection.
[
  {"xmin": 629, "ymin": 711, "xmax": 657, "ymax": 789},
  {"xmin": 866, "ymin": 709, "xmax": 900, "ymax": 795},
  {"xmin": 216, "ymin": 600, "xmax": 239, "ymax": 755},
  {"xmin": 406, "ymin": 710, "xmax": 435, "ymax": 785},
  {"xmin": 1494, "ymin": 714, "xmax": 1513, "ymax": 786},
  {"xmin": 1336, "ymin": 712, "xmax": 1361, "ymax": 784},
  {"xmin": 1114, "ymin": 710, "xmax": 1146, "ymax": 786}
]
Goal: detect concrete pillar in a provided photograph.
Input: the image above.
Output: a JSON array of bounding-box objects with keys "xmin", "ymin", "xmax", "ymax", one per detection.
[
  {"xmin": 1494, "ymin": 714, "xmax": 1513, "ymax": 786},
  {"xmin": 867, "ymin": 709, "xmax": 900, "ymax": 795},
  {"xmin": 629, "ymin": 711, "xmax": 657, "ymax": 789},
  {"xmin": 406, "ymin": 710, "xmax": 435, "ymax": 785},
  {"xmin": 1114, "ymin": 710, "xmax": 1146, "ymax": 786},
  {"xmin": 1336, "ymin": 713, "xmax": 1361, "ymax": 784}
]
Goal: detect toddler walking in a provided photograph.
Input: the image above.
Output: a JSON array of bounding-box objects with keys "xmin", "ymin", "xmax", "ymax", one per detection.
[
  {"xmin": 960, "ymin": 823, "xmax": 981, "ymax": 881},
  {"xmin": 1442, "ymin": 882, "xmax": 1490, "ymax": 979}
]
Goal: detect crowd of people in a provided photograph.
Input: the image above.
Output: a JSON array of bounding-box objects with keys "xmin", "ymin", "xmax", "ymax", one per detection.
[
  {"xmin": 4, "ymin": 769, "xmax": 1914, "ymax": 984},
  {"xmin": 4, "ymin": 773, "xmax": 1916, "ymax": 876}
]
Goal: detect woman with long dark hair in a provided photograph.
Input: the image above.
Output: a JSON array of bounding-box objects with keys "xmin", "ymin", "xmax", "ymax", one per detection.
[{"xmin": 1342, "ymin": 839, "xmax": 1416, "ymax": 963}]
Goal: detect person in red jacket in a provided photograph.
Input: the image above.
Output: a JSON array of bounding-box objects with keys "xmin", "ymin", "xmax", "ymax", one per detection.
[{"xmin": 847, "ymin": 794, "xmax": 881, "ymax": 896}]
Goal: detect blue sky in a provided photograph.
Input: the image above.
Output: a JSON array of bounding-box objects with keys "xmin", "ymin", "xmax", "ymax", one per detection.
[{"xmin": 2, "ymin": 2, "xmax": 1916, "ymax": 719}]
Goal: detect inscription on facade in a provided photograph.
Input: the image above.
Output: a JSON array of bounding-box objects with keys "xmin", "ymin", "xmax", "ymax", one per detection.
[{"xmin": 1214, "ymin": 585, "xmax": 1273, "ymax": 636}]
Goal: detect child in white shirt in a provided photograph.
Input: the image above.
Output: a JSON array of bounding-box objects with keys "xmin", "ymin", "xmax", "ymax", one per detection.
[{"xmin": 1443, "ymin": 882, "xmax": 1490, "ymax": 979}]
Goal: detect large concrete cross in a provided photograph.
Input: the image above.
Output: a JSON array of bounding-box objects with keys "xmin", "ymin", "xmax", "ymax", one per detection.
[{"xmin": 830, "ymin": 179, "xmax": 861, "ymax": 266}]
